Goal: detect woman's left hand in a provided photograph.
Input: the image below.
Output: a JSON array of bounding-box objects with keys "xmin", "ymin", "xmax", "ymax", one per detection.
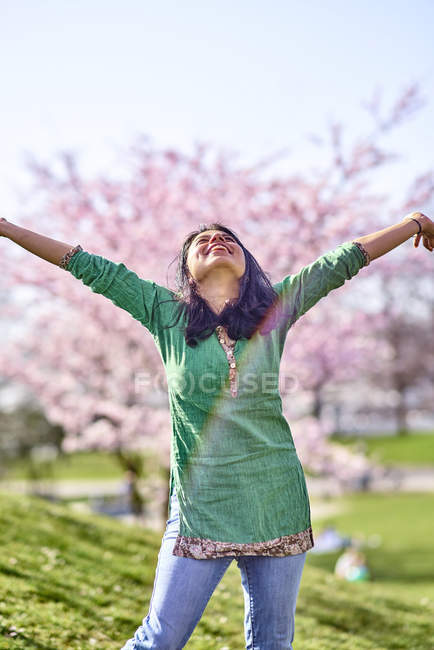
[{"xmin": 405, "ymin": 212, "xmax": 434, "ymax": 252}]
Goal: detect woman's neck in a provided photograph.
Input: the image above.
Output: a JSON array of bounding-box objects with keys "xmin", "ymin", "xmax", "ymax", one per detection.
[
  {"xmin": 203, "ymin": 296, "xmax": 234, "ymax": 315},
  {"xmin": 196, "ymin": 273, "xmax": 240, "ymax": 315}
]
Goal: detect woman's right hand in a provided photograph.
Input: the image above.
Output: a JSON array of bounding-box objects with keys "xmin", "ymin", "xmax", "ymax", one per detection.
[
  {"xmin": 404, "ymin": 212, "xmax": 434, "ymax": 253},
  {"xmin": 0, "ymin": 217, "xmax": 9, "ymax": 236}
]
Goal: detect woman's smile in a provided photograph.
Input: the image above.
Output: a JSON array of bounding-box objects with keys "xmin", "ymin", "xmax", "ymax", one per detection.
[{"xmin": 208, "ymin": 244, "xmax": 229, "ymax": 254}]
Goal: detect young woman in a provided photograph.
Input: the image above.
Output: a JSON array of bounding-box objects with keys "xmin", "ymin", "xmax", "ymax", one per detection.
[{"xmin": 1, "ymin": 213, "xmax": 432, "ymax": 649}]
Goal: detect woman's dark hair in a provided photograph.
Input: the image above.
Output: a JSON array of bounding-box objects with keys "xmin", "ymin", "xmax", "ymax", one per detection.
[{"xmin": 159, "ymin": 222, "xmax": 282, "ymax": 347}]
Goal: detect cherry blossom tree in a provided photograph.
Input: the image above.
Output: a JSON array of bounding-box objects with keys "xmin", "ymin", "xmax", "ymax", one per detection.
[{"xmin": 1, "ymin": 82, "xmax": 433, "ymax": 516}]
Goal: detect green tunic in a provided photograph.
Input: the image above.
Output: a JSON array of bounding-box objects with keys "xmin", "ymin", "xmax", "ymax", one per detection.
[{"xmin": 64, "ymin": 240, "xmax": 367, "ymax": 558}]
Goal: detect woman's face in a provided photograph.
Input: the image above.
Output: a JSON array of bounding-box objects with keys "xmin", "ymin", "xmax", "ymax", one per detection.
[{"xmin": 186, "ymin": 230, "xmax": 246, "ymax": 283}]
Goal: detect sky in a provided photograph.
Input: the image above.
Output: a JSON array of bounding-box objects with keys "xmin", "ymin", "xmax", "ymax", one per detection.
[
  {"xmin": 1, "ymin": 0, "xmax": 433, "ymax": 415},
  {"xmin": 1, "ymin": 0, "xmax": 434, "ymax": 219}
]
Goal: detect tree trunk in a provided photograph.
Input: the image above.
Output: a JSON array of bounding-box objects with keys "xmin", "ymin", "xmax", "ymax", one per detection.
[
  {"xmin": 115, "ymin": 449, "xmax": 146, "ymax": 515},
  {"xmin": 395, "ymin": 399, "xmax": 409, "ymax": 436},
  {"xmin": 312, "ymin": 388, "xmax": 322, "ymax": 420}
]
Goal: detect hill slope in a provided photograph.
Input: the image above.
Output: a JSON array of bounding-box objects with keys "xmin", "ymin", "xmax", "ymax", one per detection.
[{"xmin": 0, "ymin": 491, "xmax": 433, "ymax": 649}]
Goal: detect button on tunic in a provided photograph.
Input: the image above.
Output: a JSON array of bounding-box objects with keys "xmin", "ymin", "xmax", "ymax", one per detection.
[{"xmin": 61, "ymin": 240, "xmax": 368, "ymax": 558}]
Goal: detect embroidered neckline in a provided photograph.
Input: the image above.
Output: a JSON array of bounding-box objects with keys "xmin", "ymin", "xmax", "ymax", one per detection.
[{"xmin": 216, "ymin": 325, "xmax": 238, "ymax": 397}]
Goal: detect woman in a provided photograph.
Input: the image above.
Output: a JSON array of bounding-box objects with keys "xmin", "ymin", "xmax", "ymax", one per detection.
[{"xmin": 1, "ymin": 212, "xmax": 433, "ymax": 649}]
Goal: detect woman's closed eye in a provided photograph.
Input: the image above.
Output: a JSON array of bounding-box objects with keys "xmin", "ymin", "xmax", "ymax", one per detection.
[{"xmin": 196, "ymin": 236, "xmax": 235, "ymax": 245}]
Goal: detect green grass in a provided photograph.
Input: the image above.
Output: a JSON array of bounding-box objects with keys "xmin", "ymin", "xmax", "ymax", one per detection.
[
  {"xmin": 2, "ymin": 451, "xmax": 126, "ymax": 481},
  {"xmin": 0, "ymin": 491, "xmax": 433, "ymax": 649},
  {"xmin": 330, "ymin": 431, "xmax": 434, "ymax": 466},
  {"xmin": 309, "ymin": 492, "xmax": 434, "ymax": 602},
  {"xmin": 4, "ymin": 432, "xmax": 434, "ymax": 484}
]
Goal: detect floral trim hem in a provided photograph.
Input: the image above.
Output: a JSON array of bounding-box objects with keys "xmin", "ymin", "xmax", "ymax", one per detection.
[
  {"xmin": 172, "ymin": 525, "xmax": 314, "ymax": 558},
  {"xmin": 351, "ymin": 240, "xmax": 371, "ymax": 267},
  {"xmin": 59, "ymin": 244, "xmax": 83, "ymax": 270}
]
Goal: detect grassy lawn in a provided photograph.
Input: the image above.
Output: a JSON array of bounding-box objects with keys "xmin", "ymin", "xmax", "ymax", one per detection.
[
  {"xmin": 0, "ymin": 491, "xmax": 433, "ymax": 649},
  {"xmin": 3, "ymin": 431, "xmax": 434, "ymax": 484},
  {"xmin": 1, "ymin": 451, "xmax": 127, "ymax": 481},
  {"xmin": 309, "ymin": 492, "xmax": 434, "ymax": 602},
  {"xmin": 330, "ymin": 431, "xmax": 434, "ymax": 466}
]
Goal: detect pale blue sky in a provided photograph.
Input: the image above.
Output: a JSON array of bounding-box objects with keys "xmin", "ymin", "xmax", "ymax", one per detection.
[{"xmin": 1, "ymin": 0, "xmax": 433, "ymax": 216}]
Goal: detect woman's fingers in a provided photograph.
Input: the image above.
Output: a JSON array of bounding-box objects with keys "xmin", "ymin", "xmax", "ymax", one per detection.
[
  {"xmin": 423, "ymin": 235, "xmax": 433, "ymax": 251},
  {"xmin": 423, "ymin": 234, "xmax": 433, "ymax": 252},
  {"xmin": 413, "ymin": 232, "xmax": 433, "ymax": 251}
]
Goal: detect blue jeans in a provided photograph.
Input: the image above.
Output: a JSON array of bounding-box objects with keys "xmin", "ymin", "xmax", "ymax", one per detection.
[{"xmin": 121, "ymin": 488, "xmax": 306, "ymax": 649}]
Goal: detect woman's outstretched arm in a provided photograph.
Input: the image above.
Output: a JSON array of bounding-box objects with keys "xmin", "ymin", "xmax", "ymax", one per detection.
[
  {"xmin": 273, "ymin": 211, "xmax": 433, "ymax": 334},
  {"xmin": 0, "ymin": 218, "xmax": 74, "ymax": 265},
  {"xmin": 355, "ymin": 211, "xmax": 434, "ymax": 261},
  {"xmin": 0, "ymin": 217, "xmax": 174, "ymax": 336}
]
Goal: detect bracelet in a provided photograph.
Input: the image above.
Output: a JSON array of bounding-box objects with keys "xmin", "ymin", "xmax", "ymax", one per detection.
[
  {"xmin": 351, "ymin": 241, "xmax": 371, "ymax": 267},
  {"xmin": 409, "ymin": 217, "xmax": 422, "ymax": 235},
  {"xmin": 59, "ymin": 244, "xmax": 83, "ymax": 270}
]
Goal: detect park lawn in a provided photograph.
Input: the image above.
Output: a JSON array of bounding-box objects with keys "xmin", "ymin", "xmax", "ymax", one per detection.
[
  {"xmin": 3, "ymin": 431, "xmax": 434, "ymax": 484},
  {"xmin": 308, "ymin": 491, "xmax": 434, "ymax": 603},
  {"xmin": 2, "ymin": 451, "xmax": 129, "ymax": 481},
  {"xmin": 330, "ymin": 431, "xmax": 434, "ymax": 466},
  {"xmin": 0, "ymin": 491, "xmax": 433, "ymax": 649}
]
